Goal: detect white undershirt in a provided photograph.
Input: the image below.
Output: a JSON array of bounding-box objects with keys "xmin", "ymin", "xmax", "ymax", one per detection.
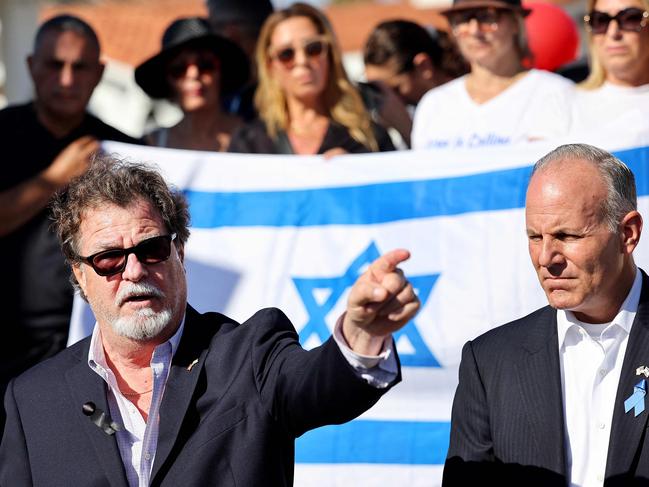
[{"xmin": 558, "ymin": 269, "xmax": 642, "ymax": 487}]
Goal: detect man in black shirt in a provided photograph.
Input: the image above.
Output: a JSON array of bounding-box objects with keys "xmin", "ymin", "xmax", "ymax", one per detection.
[{"xmin": 0, "ymin": 15, "xmax": 137, "ymax": 427}]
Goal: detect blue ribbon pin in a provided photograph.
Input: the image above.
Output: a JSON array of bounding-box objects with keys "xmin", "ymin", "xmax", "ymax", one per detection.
[{"xmin": 624, "ymin": 379, "xmax": 647, "ymax": 417}]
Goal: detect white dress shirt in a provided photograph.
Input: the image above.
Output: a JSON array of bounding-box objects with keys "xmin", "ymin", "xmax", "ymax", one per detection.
[
  {"xmin": 88, "ymin": 312, "xmax": 397, "ymax": 487},
  {"xmin": 558, "ymin": 269, "xmax": 642, "ymax": 487}
]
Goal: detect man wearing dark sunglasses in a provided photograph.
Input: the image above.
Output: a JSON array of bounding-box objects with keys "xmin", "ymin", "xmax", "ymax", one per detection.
[
  {"xmin": 570, "ymin": 0, "xmax": 649, "ymax": 134},
  {"xmin": 0, "ymin": 156, "xmax": 419, "ymax": 486}
]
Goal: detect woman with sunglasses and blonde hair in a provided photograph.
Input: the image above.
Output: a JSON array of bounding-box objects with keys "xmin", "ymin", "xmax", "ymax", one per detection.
[
  {"xmin": 228, "ymin": 2, "xmax": 394, "ymax": 154},
  {"xmin": 569, "ymin": 0, "xmax": 649, "ymax": 132},
  {"xmin": 135, "ymin": 17, "xmax": 249, "ymax": 151},
  {"xmin": 411, "ymin": 0, "xmax": 574, "ymax": 151}
]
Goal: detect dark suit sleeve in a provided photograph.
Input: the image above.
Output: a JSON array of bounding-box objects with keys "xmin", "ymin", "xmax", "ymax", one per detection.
[
  {"xmin": 0, "ymin": 379, "xmax": 33, "ymax": 485},
  {"xmin": 248, "ymin": 308, "xmax": 397, "ymax": 438},
  {"xmin": 443, "ymin": 340, "xmax": 496, "ymax": 485}
]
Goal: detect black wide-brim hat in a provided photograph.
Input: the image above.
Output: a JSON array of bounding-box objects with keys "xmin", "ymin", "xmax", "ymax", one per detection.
[
  {"xmin": 440, "ymin": 0, "xmax": 531, "ymax": 16},
  {"xmin": 135, "ymin": 17, "xmax": 250, "ymax": 99}
]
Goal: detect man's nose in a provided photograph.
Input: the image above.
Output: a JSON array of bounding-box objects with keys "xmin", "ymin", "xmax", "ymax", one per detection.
[
  {"xmin": 121, "ymin": 253, "xmax": 148, "ymax": 282},
  {"xmin": 538, "ymin": 238, "xmax": 564, "ymax": 268},
  {"xmin": 59, "ymin": 64, "xmax": 74, "ymax": 87}
]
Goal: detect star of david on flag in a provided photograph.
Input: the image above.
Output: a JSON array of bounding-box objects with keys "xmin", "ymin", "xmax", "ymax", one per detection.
[{"xmin": 292, "ymin": 242, "xmax": 441, "ymax": 367}]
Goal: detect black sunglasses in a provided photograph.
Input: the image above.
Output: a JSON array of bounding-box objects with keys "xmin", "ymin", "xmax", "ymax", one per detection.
[
  {"xmin": 447, "ymin": 8, "xmax": 504, "ymax": 29},
  {"xmin": 271, "ymin": 39, "xmax": 328, "ymax": 68},
  {"xmin": 167, "ymin": 57, "xmax": 220, "ymax": 79},
  {"xmin": 585, "ymin": 7, "xmax": 649, "ymax": 34},
  {"xmin": 80, "ymin": 234, "xmax": 177, "ymax": 277}
]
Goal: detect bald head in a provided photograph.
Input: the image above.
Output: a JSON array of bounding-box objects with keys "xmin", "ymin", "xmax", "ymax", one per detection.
[
  {"xmin": 34, "ymin": 15, "xmax": 100, "ymax": 57},
  {"xmin": 530, "ymin": 143, "xmax": 637, "ymax": 233}
]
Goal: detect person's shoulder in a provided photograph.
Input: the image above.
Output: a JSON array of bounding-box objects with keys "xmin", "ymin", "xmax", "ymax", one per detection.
[
  {"xmin": 84, "ymin": 113, "xmax": 141, "ymax": 144},
  {"xmin": 190, "ymin": 307, "xmax": 296, "ymax": 349},
  {"xmin": 0, "ymin": 102, "xmax": 35, "ymax": 125},
  {"xmin": 527, "ymin": 69, "xmax": 575, "ymax": 91},
  {"xmin": 227, "ymin": 119, "xmax": 274, "ymax": 153},
  {"xmin": 469, "ymin": 305, "xmax": 555, "ymax": 351},
  {"xmin": 10, "ymin": 337, "xmax": 90, "ymax": 397},
  {"xmin": 419, "ymin": 76, "xmax": 465, "ymax": 104},
  {"xmin": 185, "ymin": 305, "xmax": 294, "ymax": 342},
  {"xmin": 240, "ymin": 307, "xmax": 294, "ymax": 332},
  {"xmin": 233, "ymin": 119, "xmax": 269, "ymax": 137}
]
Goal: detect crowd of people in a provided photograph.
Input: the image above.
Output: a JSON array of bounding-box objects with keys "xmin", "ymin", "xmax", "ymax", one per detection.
[{"xmin": 2, "ymin": 0, "xmax": 649, "ymax": 484}]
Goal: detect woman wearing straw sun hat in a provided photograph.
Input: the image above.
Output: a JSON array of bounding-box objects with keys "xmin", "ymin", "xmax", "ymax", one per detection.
[
  {"xmin": 411, "ymin": 0, "xmax": 575, "ymax": 150},
  {"xmin": 135, "ymin": 17, "xmax": 250, "ymax": 151}
]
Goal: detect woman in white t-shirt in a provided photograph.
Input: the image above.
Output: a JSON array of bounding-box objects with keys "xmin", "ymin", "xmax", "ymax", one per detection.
[
  {"xmin": 570, "ymin": 0, "xmax": 649, "ymax": 134},
  {"xmin": 411, "ymin": 0, "xmax": 574, "ymax": 150}
]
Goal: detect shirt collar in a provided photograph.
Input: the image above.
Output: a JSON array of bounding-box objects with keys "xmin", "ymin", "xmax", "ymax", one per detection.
[
  {"xmin": 557, "ymin": 268, "xmax": 642, "ymax": 348},
  {"xmin": 88, "ymin": 311, "xmax": 186, "ymax": 373}
]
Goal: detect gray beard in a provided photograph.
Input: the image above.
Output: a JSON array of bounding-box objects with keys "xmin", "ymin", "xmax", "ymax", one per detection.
[{"xmin": 111, "ymin": 307, "xmax": 172, "ymax": 341}]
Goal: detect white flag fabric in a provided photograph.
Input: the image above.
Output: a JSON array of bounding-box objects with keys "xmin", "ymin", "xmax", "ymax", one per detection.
[{"xmin": 68, "ymin": 126, "xmax": 649, "ymax": 486}]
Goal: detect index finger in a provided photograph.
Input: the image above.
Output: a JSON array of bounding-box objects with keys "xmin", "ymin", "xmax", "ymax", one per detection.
[{"xmin": 369, "ymin": 248, "xmax": 411, "ymax": 281}]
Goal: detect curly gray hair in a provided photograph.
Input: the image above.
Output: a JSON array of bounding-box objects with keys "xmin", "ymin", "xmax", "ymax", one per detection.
[{"xmin": 50, "ymin": 154, "xmax": 190, "ymax": 294}]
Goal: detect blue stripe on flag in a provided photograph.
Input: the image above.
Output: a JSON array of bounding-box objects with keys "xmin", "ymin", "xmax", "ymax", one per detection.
[
  {"xmin": 295, "ymin": 420, "xmax": 451, "ymax": 464},
  {"xmin": 186, "ymin": 145, "xmax": 649, "ymax": 228}
]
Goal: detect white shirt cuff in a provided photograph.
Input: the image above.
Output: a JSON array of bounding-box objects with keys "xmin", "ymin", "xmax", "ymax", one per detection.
[{"xmin": 332, "ymin": 314, "xmax": 399, "ymax": 389}]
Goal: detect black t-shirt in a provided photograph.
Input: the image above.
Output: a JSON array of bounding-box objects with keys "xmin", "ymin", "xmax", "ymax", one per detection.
[{"xmin": 0, "ymin": 102, "xmax": 139, "ymax": 384}]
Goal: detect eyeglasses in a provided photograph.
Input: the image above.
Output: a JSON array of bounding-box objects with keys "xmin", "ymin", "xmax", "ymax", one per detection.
[
  {"xmin": 79, "ymin": 234, "xmax": 177, "ymax": 277},
  {"xmin": 584, "ymin": 7, "xmax": 649, "ymax": 34},
  {"xmin": 447, "ymin": 8, "xmax": 504, "ymax": 34},
  {"xmin": 270, "ymin": 38, "xmax": 329, "ymax": 69},
  {"xmin": 167, "ymin": 57, "xmax": 220, "ymax": 79}
]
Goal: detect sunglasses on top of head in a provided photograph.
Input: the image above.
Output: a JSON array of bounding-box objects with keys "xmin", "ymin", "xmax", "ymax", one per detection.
[
  {"xmin": 167, "ymin": 57, "xmax": 220, "ymax": 79},
  {"xmin": 270, "ymin": 38, "xmax": 329, "ymax": 68},
  {"xmin": 584, "ymin": 7, "xmax": 649, "ymax": 34},
  {"xmin": 447, "ymin": 8, "xmax": 505, "ymax": 33},
  {"xmin": 79, "ymin": 234, "xmax": 177, "ymax": 277}
]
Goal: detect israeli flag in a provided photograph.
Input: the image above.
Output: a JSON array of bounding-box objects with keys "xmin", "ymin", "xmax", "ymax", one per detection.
[{"xmin": 69, "ymin": 122, "xmax": 649, "ymax": 486}]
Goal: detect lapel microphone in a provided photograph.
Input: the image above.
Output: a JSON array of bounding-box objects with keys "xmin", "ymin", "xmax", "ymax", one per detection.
[{"xmin": 82, "ymin": 402, "xmax": 122, "ymax": 436}]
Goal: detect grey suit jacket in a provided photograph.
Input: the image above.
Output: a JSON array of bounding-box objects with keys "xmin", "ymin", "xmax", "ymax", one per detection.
[
  {"xmin": 0, "ymin": 306, "xmax": 398, "ymax": 486},
  {"xmin": 444, "ymin": 270, "xmax": 649, "ymax": 486}
]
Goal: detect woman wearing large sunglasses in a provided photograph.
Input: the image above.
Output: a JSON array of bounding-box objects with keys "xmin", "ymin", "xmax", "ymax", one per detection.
[
  {"xmin": 411, "ymin": 0, "xmax": 574, "ymax": 150},
  {"xmin": 228, "ymin": 3, "xmax": 394, "ymax": 155},
  {"xmin": 570, "ymin": 0, "xmax": 649, "ymax": 131},
  {"xmin": 135, "ymin": 17, "xmax": 250, "ymax": 151}
]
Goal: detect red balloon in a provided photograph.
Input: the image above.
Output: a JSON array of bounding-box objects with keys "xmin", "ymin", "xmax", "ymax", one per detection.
[{"xmin": 523, "ymin": 1, "xmax": 580, "ymax": 71}]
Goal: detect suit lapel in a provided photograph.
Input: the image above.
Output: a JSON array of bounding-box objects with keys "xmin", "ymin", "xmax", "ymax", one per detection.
[
  {"xmin": 65, "ymin": 342, "xmax": 129, "ymax": 487},
  {"xmin": 606, "ymin": 271, "xmax": 649, "ymax": 479},
  {"xmin": 516, "ymin": 307, "xmax": 567, "ymax": 475},
  {"xmin": 150, "ymin": 307, "xmax": 223, "ymax": 481}
]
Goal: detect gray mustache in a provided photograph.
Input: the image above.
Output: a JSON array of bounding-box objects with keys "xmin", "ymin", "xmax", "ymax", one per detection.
[{"xmin": 115, "ymin": 282, "xmax": 165, "ymax": 307}]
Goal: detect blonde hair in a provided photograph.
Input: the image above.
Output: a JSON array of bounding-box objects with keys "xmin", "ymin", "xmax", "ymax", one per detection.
[
  {"xmin": 255, "ymin": 2, "xmax": 379, "ymax": 151},
  {"xmin": 580, "ymin": 0, "xmax": 649, "ymax": 89}
]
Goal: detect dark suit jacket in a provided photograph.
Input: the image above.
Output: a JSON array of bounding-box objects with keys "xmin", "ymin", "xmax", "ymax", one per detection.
[
  {"xmin": 0, "ymin": 306, "xmax": 398, "ymax": 486},
  {"xmin": 444, "ymin": 270, "xmax": 649, "ymax": 487}
]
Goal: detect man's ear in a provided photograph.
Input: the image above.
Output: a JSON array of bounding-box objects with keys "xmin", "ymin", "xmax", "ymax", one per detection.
[
  {"xmin": 412, "ymin": 52, "xmax": 434, "ymax": 80},
  {"xmin": 91, "ymin": 61, "xmax": 105, "ymax": 90},
  {"xmin": 27, "ymin": 55, "xmax": 35, "ymax": 78},
  {"xmin": 176, "ymin": 244, "xmax": 185, "ymax": 264},
  {"xmin": 72, "ymin": 264, "xmax": 87, "ymax": 295},
  {"xmin": 620, "ymin": 210, "xmax": 643, "ymax": 254}
]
